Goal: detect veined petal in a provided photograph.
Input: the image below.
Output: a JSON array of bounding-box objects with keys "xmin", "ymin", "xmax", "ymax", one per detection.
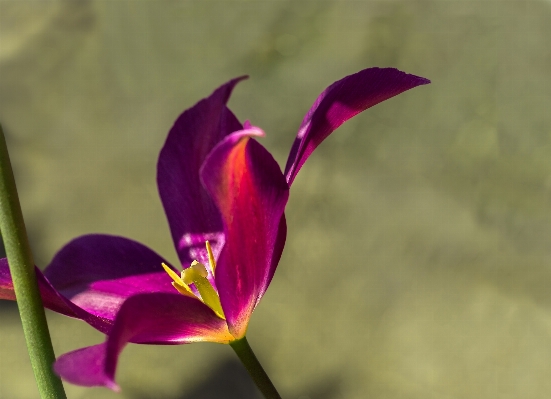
[
  {"xmin": 54, "ymin": 292, "xmax": 232, "ymax": 390},
  {"xmin": 44, "ymin": 234, "xmax": 177, "ymax": 327},
  {"xmin": 157, "ymin": 77, "xmax": 247, "ymax": 267},
  {"xmin": 284, "ymin": 67, "xmax": 430, "ymax": 185},
  {"xmin": 201, "ymin": 128, "xmax": 289, "ymax": 338}
]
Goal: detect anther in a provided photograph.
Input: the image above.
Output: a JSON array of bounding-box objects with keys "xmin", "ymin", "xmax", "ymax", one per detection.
[
  {"xmin": 206, "ymin": 241, "xmax": 216, "ymax": 275},
  {"xmin": 162, "ymin": 263, "xmax": 194, "ymax": 297}
]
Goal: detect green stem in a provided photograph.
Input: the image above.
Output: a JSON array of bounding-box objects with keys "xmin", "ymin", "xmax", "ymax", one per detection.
[
  {"xmin": 230, "ymin": 336, "xmax": 282, "ymax": 399},
  {"xmin": 0, "ymin": 124, "xmax": 67, "ymax": 399}
]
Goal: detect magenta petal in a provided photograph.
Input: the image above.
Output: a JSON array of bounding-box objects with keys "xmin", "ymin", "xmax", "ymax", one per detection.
[
  {"xmin": 54, "ymin": 344, "xmax": 118, "ymax": 390},
  {"xmin": 44, "ymin": 234, "xmax": 176, "ymax": 326},
  {"xmin": 260, "ymin": 214, "xmax": 287, "ymax": 304},
  {"xmin": 1, "ymin": 258, "xmax": 77, "ymax": 317},
  {"xmin": 284, "ymin": 68, "xmax": 430, "ymax": 185},
  {"xmin": 0, "ymin": 258, "xmax": 118, "ymax": 333},
  {"xmin": 158, "ymin": 77, "xmax": 246, "ymax": 267},
  {"xmin": 54, "ymin": 293, "xmax": 232, "ymax": 389},
  {"xmin": 201, "ymin": 129, "xmax": 289, "ymax": 338}
]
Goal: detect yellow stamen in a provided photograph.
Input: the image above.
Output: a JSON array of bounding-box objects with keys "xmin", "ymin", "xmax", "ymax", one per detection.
[
  {"xmin": 183, "ymin": 261, "xmax": 224, "ymax": 318},
  {"xmin": 172, "ymin": 282, "xmax": 195, "ymax": 297},
  {"xmin": 206, "ymin": 240, "xmax": 216, "ymax": 276},
  {"xmin": 162, "ymin": 263, "xmax": 194, "ymax": 297},
  {"xmin": 162, "ymin": 262, "xmax": 182, "ymax": 283},
  {"xmin": 162, "ymin": 257, "xmax": 225, "ymax": 320}
]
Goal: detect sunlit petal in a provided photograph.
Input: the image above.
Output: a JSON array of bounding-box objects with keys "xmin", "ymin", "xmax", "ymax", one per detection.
[
  {"xmin": 201, "ymin": 127, "xmax": 289, "ymax": 338},
  {"xmin": 285, "ymin": 67, "xmax": 430, "ymax": 185}
]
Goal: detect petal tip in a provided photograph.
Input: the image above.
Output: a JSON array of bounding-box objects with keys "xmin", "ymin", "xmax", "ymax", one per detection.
[
  {"xmin": 106, "ymin": 381, "xmax": 121, "ymax": 392},
  {"xmin": 235, "ymin": 74, "xmax": 249, "ymax": 83},
  {"xmin": 415, "ymin": 75, "xmax": 431, "ymax": 85},
  {"xmin": 245, "ymin": 125, "xmax": 265, "ymax": 138}
]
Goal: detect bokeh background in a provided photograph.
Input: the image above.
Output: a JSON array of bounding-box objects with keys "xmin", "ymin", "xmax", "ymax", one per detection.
[{"xmin": 1, "ymin": 1, "xmax": 551, "ymax": 398}]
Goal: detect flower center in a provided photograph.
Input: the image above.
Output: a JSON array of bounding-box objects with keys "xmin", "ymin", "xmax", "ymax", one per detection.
[{"xmin": 162, "ymin": 241, "xmax": 225, "ymax": 319}]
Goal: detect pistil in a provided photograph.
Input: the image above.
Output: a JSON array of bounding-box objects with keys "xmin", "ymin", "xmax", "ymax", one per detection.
[{"xmin": 162, "ymin": 242, "xmax": 225, "ymax": 319}]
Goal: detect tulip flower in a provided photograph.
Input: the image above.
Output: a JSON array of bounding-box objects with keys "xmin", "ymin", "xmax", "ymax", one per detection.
[{"xmin": 0, "ymin": 68, "xmax": 429, "ymax": 393}]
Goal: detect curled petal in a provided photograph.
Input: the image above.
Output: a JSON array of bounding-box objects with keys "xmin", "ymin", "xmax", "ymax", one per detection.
[
  {"xmin": 44, "ymin": 234, "xmax": 177, "ymax": 329},
  {"xmin": 54, "ymin": 293, "xmax": 232, "ymax": 390},
  {"xmin": 158, "ymin": 77, "xmax": 246, "ymax": 267},
  {"xmin": 284, "ymin": 67, "xmax": 430, "ymax": 185},
  {"xmin": 1, "ymin": 258, "xmax": 77, "ymax": 317},
  {"xmin": 0, "ymin": 259, "xmax": 113, "ymax": 333},
  {"xmin": 201, "ymin": 128, "xmax": 289, "ymax": 338},
  {"xmin": 54, "ymin": 344, "xmax": 116, "ymax": 390}
]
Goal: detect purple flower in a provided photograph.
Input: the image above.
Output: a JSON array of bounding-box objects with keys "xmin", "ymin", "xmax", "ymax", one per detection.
[{"xmin": 0, "ymin": 68, "xmax": 429, "ymax": 390}]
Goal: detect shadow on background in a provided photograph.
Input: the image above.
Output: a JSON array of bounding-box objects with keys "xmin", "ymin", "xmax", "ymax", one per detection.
[
  {"xmin": 0, "ymin": 299, "xmax": 17, "ymax": 312},
  {"xmin": 129, "ymin": 358, "xmax": 341, "ymax": 399},
  {"xmin": 129, "ymin": 358, "xmax": 262, "ymax": 399}
]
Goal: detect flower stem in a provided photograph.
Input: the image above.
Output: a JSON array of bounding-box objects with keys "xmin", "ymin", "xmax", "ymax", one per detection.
[
  {"xmin": 230, "ymin": 336, "xmax": 282, "ymax": 399},
  {"xmin": 0, "ymin": 124, "xmax": 67, "ymax": 398}
]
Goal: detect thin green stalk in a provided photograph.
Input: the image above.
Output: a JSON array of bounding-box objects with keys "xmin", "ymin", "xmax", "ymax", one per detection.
[
  {"xmin": 0, "ymin": 124, "xmax": 67, "ymax": 398},
  {"xmin": 230, "ymin": 336, "xmax": 282, "ymax": 399}
]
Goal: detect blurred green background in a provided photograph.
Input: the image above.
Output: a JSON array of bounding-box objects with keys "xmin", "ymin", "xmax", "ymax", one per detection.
[{"xmin": 1, "ymin": 1, "xmax": 551, "ymax": 398}]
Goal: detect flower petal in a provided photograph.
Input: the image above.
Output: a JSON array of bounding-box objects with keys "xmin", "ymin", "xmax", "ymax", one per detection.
[
  {"xmin": 201, "ymin": 128, "xmax": 289, "ymax": 338},
  {"xmin": 260, "ymin": 214, "xmax": 287, "ymax": 304},
  {"xmin": 54, "ymin": 292, "xmax": 232, "ymax": 389},
  {"xmin": 284, "ymin": 67, "xmax": 430, "ymax": 185},
  {"xmin": 44, "ymin": 234, "xmax": 177, "ymax": 327},
  {"xmin": 158, "ymin": 77, "xmax": 246, "ymax": 267},
  {"xmin": 55, "ymin": 344, "xmax": 117, "ymax": 390},
  {"xmin": 0, "ymin": 258, "xmax": 76, "ymax": 317},
  {"xmin": 0, "ymin": 258, "xmax": 115, "ymax": 333}
]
